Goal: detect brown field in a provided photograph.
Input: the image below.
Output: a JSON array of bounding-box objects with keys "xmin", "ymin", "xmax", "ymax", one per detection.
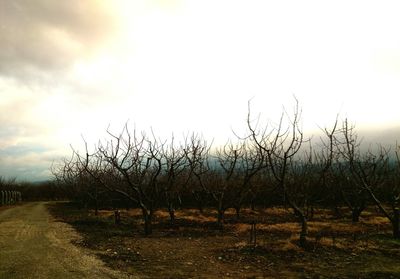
[{"xmin": 49, "ymin": 203, "xmax": 400, "ymax": 278}]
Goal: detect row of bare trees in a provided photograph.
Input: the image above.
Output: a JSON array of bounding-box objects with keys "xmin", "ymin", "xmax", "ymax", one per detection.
[
  {"xmin": 0, "ymin": 176, "xmax": 64, "ymax": 202},
  {"xmin": 52, "ymin": 101, "xmax": 400, "ymax": 247}
]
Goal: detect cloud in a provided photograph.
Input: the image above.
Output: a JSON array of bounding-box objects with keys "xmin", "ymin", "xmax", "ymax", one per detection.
[
  {"xmin": 0, "ymin": 142, "xmax": 66, "ymax": 181},
  {"xmin": 0, "ymin": 0, "xmax": 116, "ymax": 79},
  {"xmin": 0, "ymin": 79, "xmax": 52, "ymax": 146}
]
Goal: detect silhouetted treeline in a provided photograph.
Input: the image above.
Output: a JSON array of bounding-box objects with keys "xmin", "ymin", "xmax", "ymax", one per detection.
[
  {"xmin": 52, "ymin": 100, "xmax": 400, "ymax": 247},
  {"xmin": 0, "ymin": 177, "xmax": 69, "ymax": 202}
]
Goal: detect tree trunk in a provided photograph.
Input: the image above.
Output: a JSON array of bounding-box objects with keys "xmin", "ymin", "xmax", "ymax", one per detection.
[
  {"xmin": 352, "ymin": 208, "xmax": 362, "ymax": 223},
  {"xmin": 114, "ymin": 210, "xmax": 121, "ymax": 225},
  {"xmin": 333, "ymin": 205, "xmax": 342, "ymax": 219},
  {"xmin": 299, "ymin": 214, "xmax": 308, "ymax": 248},
  {"xmin": 235, "ymin": 206, "xmax": 241, "ymax": 220},
  {"xmin": 217, "ymin": 196, "xmax": 225, "ymax": 229},
  {"xmin": 306, "ymin": 205, "xmax": 314, "ymax": 220},
  {"xmin": 142, "ymin": 209, "xmax": 153, "ymax": 235},
  {"xmin": 217, "ymin": 208, "xmax": 225, "ymax": 229},
  {"xmin": 166, "ymin": 192, "xmax": 175, "ymax": 224},
  {"xmin": 392, "ymin": 208, "xmax": 400, "ymax": 239},
  {"xmin": 251, "ymin": 201, "xmax": 255, "ymax": 211},
  {"xmin": 193, "ymin": 191, "xmax": 204, "ymax": 213},
  {"xmin": 94, "ymin": 198, "xmax": 98, "ymax": 216},
  {"xmin": 168, "ymin": 206, "xmax": 175, "ymax": 225},
  {"xmin": 198, "ymin": 203, "xmax": 204, "ymax": 214}
]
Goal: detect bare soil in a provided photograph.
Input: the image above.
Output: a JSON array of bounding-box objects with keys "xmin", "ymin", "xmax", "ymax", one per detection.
[
  {"xmin": 49, "ymin": 203, "xmax": 400, "ymax": 278},
  {"xmin": 0, "ymin": 202, "xmax": 135, "ymax": 279}
]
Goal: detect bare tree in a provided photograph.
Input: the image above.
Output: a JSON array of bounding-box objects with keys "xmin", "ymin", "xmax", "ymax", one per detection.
[
  {"xmin": 68, "ymin": 125, "xmax": 164, "ymax": 235},
  {"xmin": 183, "ymin": 134, "xmax": 213, "ymax": 213},
  {"xmin": 98, "ymin": 126, "xmax": 164, "ymax": 235},
  {"xmin": 333, "ymin": 119, "xmax": 400, "ymax": 238},
  {"xmin": 195, "ymin": 137, "xmax": 264, "ymax": 227},
  {"xmin": 230, "ymin": 138, "xmax": 266, "ymax": 219},
  {"xmin": 351, "ymin": 146, "xmax": 398, "ymax": 235},
  {"xmin": 160, "ymin": 135, "xmax": 188, "ymax": 224},
  {"xmin": 286, "ymin": 145, "xmax": 315, "ymax": 220},
  {"xmin": 334, "ymin": 119, "xmax": 370, "ymax": 222},
  {"xmin": 52, "ymin": 153, "xmax": 91, "ymax": 209},
  {"xmin": 213, "ymin": 141, "xmax": 241, "ymax": 226},
  {"xmin": 247, "ymin": 99, "xmax": 309, "ymax": 247},
  {"xmin": 312, "ymin": 118, "xmax": 341, "ymax": 217}
]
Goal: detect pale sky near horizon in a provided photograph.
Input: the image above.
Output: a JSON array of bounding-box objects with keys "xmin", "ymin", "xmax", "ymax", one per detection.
[{"xmin": 1, "ymin": 0, "xmax": 400, "ymax": 181}]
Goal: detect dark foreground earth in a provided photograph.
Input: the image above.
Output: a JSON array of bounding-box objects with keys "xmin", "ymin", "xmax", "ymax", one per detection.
[
  {"xmin": 49, "ymin": 202, "xmax": 400, "ymax": 278},
  {"xmin": 2, "ymin": 202, "xmax": 400, "ymax": 278}
]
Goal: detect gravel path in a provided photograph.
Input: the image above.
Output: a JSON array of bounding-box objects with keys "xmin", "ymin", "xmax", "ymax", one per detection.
[{"xmin": 0, "ymin": 202, "xmax": 135, "ymax": 279}]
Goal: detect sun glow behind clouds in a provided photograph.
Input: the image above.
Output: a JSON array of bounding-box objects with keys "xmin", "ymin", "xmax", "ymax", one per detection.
[
  {"xmin": 93, "ymin": 0, "xmax": 400, "ymax": 134},
  {"xmin": 1, "ymin": 0, "xmax": 400, "ymax": 180}
]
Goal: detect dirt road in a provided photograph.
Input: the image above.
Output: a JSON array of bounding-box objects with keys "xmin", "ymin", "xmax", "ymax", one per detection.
[{"xmin": 0, "ymin": 202, "xmax": 134, "ymax": 279}]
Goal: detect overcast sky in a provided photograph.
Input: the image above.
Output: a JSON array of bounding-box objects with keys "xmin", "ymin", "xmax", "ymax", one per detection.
[{"xmin": 1, "ymin": 0, "xmax": 400, "ymax": 181}]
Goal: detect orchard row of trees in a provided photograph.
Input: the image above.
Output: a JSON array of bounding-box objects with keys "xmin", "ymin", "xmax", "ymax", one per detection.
[
  {"xmin": 52, "ymin": 100, "xmax": 400, "ymax": 247},
  {"xmin": 0, "ymin": 176, "xmax": 66, "ymax": 202}
]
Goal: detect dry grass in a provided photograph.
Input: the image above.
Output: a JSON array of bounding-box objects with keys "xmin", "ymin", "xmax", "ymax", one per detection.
[{"xmin": 261, "ymin": 222, "xmax": 300, "ymax": 234}]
